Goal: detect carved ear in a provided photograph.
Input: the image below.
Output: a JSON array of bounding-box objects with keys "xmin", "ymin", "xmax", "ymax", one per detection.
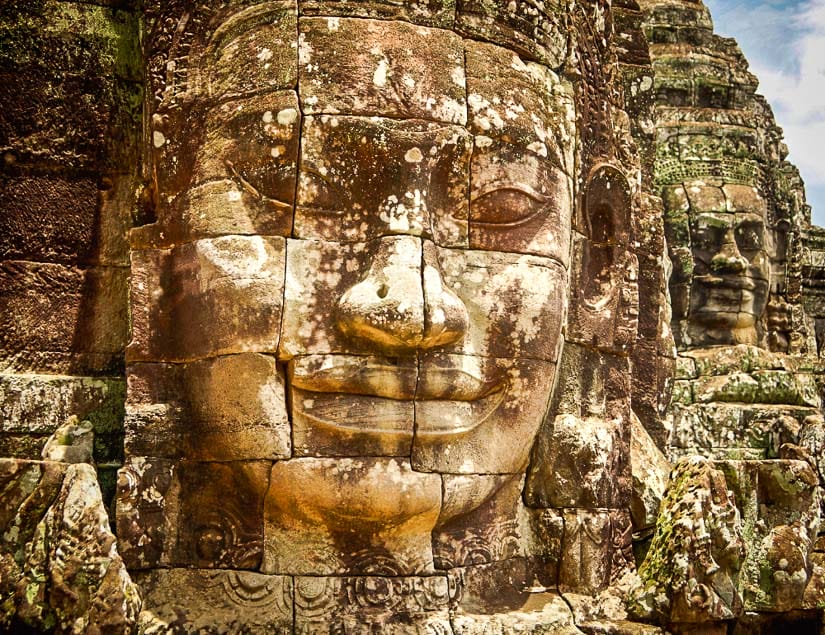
[
  {"xmin": 581, "ymin": 164, "xmax": 632, "ymax": 308},
  {"xmin": 567, "ymin": 163, "xmax": 637, "ymax": 353}
]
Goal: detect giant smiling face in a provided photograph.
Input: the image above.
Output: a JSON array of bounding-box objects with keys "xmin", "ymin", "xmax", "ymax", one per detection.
[{"xmin": 124, "ymin": 11, "xmax": 577, "ymax": 576}]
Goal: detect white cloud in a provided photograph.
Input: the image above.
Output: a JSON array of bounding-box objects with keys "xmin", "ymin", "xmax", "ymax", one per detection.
[{"xmin": 705, "ymin": 0, "xmax": 825, "ymax": 225}]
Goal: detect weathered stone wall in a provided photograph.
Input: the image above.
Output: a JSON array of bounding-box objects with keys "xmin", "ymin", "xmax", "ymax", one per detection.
[
  {"xmin": 631, "ymin": 0, "xmax": 825, "ymax": 631},
  {"xmin": 0, "ymin": 1, "xmax": 141, "ymax": 501},
  {"xmin": 1, "ymin": 0, "xmax": 825, "ymax": 632}
]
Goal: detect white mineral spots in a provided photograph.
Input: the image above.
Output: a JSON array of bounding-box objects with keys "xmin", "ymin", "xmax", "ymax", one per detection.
[
  {"xmin": 379, "ymin": 191, "xmax": 427, "ymax": 233},
  {"xmin": 373, "ymin": 57, "xmax": 389, "ymax": 88},
  {"xmin": 405, "ymin": 147, "xmax": 424, "ymax": 163},
  {"xmin": 435, "ymin": 98, "xmax": 467, "ymax": 125},
  {"xmin": 153, "ymin": 131, "xmax": 166, "ymax": 148},
  {"xmin": 227, "ymin": 190, "xmax": 242, "ymax": 202},
  {"xmin": 527, "ymin": 141, "xmax": 548, "ymax": 157},
  {"xmin": 277, "ymin": 108, "xmax": 299, "ymax": 125},
  {"xmin": 262, "ymin": 110, "xmax": 274, "ymax": 123},
  {"xmin": 298, "ymin": 34, "xmax": 313, "ymax": 66},
  {"xmin": 475, "ymin": 135, "xmax": 493, "ymax": 148},
  {"xmin": 271, "ymin": 145, "xmax": 286, "ymax": 158},
  {"xmin": 197, "ymin": 236, "xmax": 272, "ymax": 290},
  {"xmin": 467, "ymin": 94, "xmax": 504, "ymax": 130},
  {"xmin": 451, "ymin": 66, "xmax": 465, "ymax": 88},
  {"xmin": 326, "ymin": 17, "xmax": 340, "ymax": 31},
  {"xmin": 257, "ymin": 47, "xmax": 273, "ymax": 62}
]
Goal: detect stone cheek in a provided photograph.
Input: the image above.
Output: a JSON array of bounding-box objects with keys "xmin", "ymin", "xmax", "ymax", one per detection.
[
  {"xmin": 412, "ymin": 356, "xmax": 557, "ymax": 474},
  {"xmin": 128, "ymin": 236, "xmax": 285, "ymax": 363},
  {"xmin": 125, "ymin": 354, "xmax": 290, "ymax": 462}
]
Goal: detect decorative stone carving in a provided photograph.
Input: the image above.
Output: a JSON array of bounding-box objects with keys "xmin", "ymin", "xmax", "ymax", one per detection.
[
  {"xmin": 717, "ymin": 459, "xmax": 820, "ymax": 612},
  {"xmin": 135, "ymin": 569, "xmax": 292, "ymax": 633},
  {"xmin": 0, "ymin": 459, "xmax": 140, "ymax": 632},
  {"xmin": 293, "ymin": 574, "xmax": 451, "ymax": 633},
  {"xmin": 117, "ymin": 458, "xmax": 269, "ymax": 570},
  {"xmin": 105, "ymin": 0, "xmax": 648, "ymax": 627},
  {"xmin": 631, "ymin": 457, "xmax": 745, "ymax": 624}
]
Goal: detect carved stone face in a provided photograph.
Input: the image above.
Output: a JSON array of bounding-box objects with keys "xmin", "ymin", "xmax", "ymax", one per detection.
[
  {"xmin": 123, "ymin": 11, "xmax": 576, "ymax": 578},
  {"xmin": 667, "ymin": 181, "xmax": 771, "ymax": 347}
]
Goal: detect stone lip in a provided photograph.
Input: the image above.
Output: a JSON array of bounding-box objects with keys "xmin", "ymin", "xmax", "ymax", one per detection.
[
  {"xmin": 290, "ymin": 355, "xmax": 509, "ymax": 437},
  {"xmin": 694, "ymin": 274, "xmax": 759, "ymax": 291},
  {"xmin": 291, "ymin": 355, "xmax": 505, "ymax": 401}
]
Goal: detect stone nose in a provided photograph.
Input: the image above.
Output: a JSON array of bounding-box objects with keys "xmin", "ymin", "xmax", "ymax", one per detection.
[
  {"xmin": 711, "ymin": 232, "xmax": 748, "ymax": 274},
  {"xmin": 335, "ymin": 236, "xmax": 468, "ymax": 353}
]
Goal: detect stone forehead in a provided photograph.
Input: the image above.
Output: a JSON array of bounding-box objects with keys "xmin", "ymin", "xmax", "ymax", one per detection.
[
  {"xmin": 203, "ymin": 0, "xmax": 569, "ymax": 66},
  {"xmin": 197, "ymin": 10, "xmax": 576, "ymax": 169}
]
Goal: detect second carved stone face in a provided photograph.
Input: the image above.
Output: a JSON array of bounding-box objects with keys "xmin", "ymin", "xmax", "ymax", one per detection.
[{"xmin": 667, "ymin": 181, "xmax": 772, "ymax": 348}]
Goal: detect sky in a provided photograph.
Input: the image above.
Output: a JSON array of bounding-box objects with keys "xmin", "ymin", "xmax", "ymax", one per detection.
[{"xmin": 703, "ymin": 0, "xmax": 825, "ymax": 226}]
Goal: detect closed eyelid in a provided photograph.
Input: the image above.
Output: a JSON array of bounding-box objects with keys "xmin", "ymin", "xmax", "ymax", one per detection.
[{"xmin": 471, "ymin": 182, "xmax": 554, "ymax": 228}]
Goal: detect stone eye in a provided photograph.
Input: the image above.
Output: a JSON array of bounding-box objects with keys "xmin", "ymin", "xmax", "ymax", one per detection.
[
  {"xmin": 692, "ymin": 223, "xmax": 728, "ymax": 251},
  {"xmin": 298, "ymin": 169, "xmax": 345, "ymax": 212},
  {"xmin": 470, "ymin": 184, "xmax": 550, "ymax": 226},
  {"xmin": 735, "ymin": 223, "xmax": 764, "ymax": 252}
]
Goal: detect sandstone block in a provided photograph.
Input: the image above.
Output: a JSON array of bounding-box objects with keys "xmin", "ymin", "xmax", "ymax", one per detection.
[
  {"xmin": 298, "ymin": 0, "xmax": 455, "ymax": 27},
  {"xmin": 126, "ymin": 354, "xmax": 290, "ymax": 461},
  {"xmin": 631, "ymin": 412, "xmax": 671, "ymax": 530},
  {"xmin": 0, "ymin": 262, "xmax": 128, "ymax": 375},
  {"xmin": 525, "ymin": 414, "xmax": 630, "ymax": 509},
  {"xmin": 433, "ymin": 474, "xmax": 527, "ymax": 569},
  {"xmin": 0, "ymin": 373, "xmax": 124, "ymax": 437},
  {"xmin": 117, "ymin": 457, "xmax": 269, "ymax": 570},
  {"xmin": 299, "ymin": 18, "xmax": 467, "ymax": 124},
  {"xmin": 0, "ymin": 176, "xmax": 131, "ymax": 266},
  {"xmin": 456, "ymin": 0, "xmax": 568, "ymax": 68},
  {"xmin": 206, "ymin": 3, "xmax": 298, "ymax": 101},
  {"xmin": 135, "ymin": 569, "xmax": 293, "ymax": 634},
  {"xmin": 293, "ymin": 575, "xmax": 451, "ymax": 633},
  {"xmin": 128, "ymin": 236, "xmax": 285, "ymax": 362},
  {"xmin": 0, "ymin": 2, "xmax": 141, "ymax": 171}
]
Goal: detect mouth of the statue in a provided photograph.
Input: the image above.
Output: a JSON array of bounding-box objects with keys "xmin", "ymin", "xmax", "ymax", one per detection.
[
  {"xmin": 288, "ymin": 355, "xmax": 508, "ymax": 437},
  {"xmin": 696, "ymin": 274, "xmax": 759, "ymax": 291}
]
